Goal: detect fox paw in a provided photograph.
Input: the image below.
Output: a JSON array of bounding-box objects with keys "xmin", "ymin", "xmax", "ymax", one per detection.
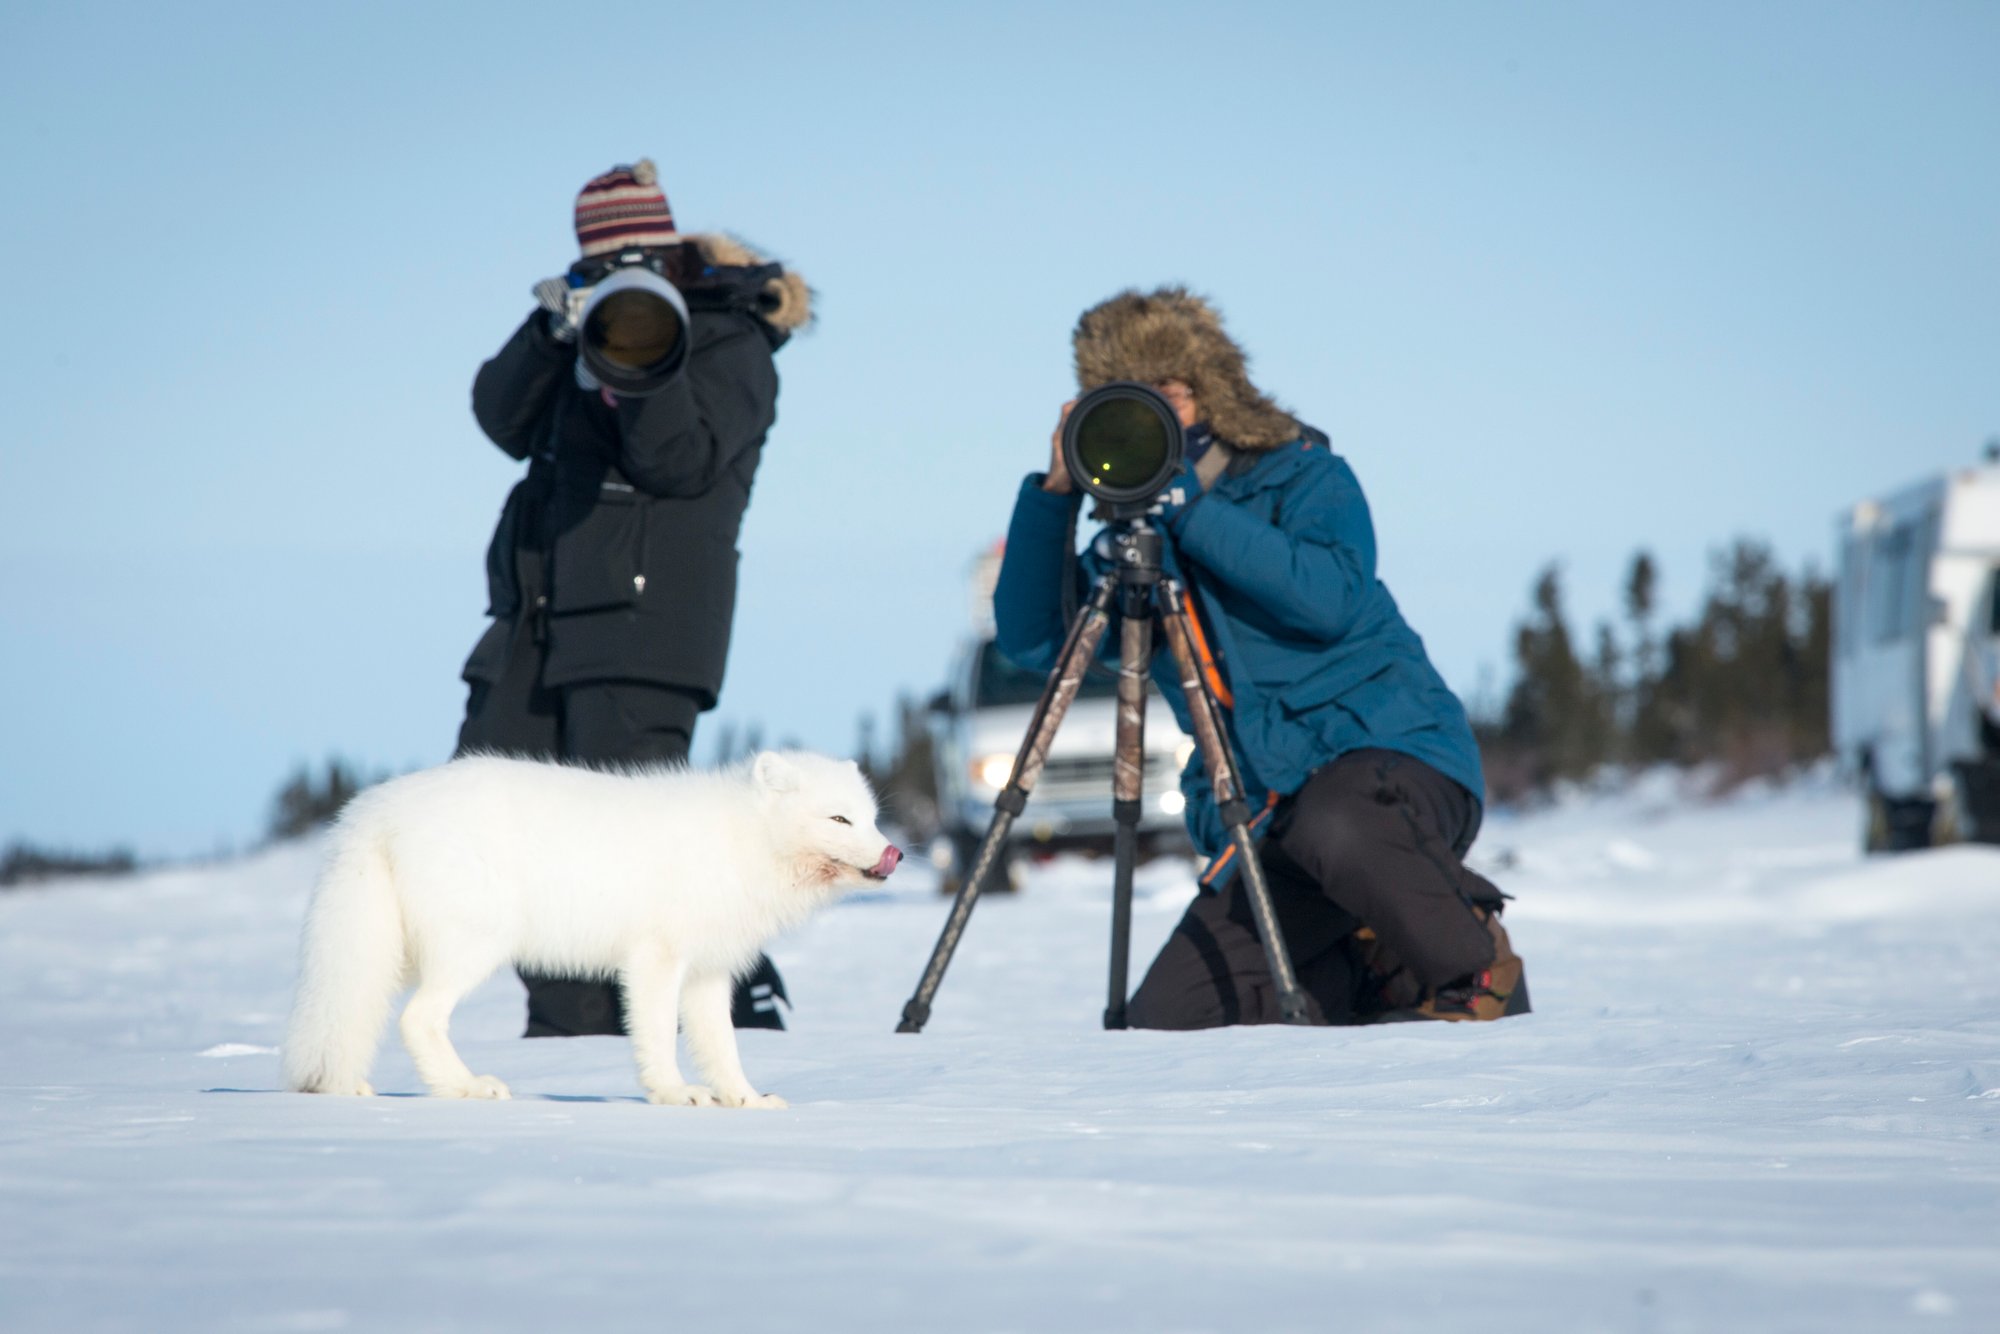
[
  {"xmin": 646, "ymin": 1083, "xmax": 717, "ymax": 1107},
  {"xmin": 715, "ymin": 1089, "xmax": 788, "ymax": 1110},
  {"xmin": 439, "ymin": 1075, "xmax": 511, "ymax": 1100}
]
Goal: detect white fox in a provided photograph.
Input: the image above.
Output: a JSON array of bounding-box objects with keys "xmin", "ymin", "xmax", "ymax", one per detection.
[{"xmin": 281, "ymin": 750, "xmax": 899, "ymax": 1108}]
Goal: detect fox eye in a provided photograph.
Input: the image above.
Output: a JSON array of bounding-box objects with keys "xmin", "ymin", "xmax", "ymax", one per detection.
[{"xmin": 830, "ymin": 814, "xmax": 851, "ymax": 825}]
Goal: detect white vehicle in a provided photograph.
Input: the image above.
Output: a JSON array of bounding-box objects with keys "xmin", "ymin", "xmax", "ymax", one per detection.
[
  {"xmin": 1832, "ymin": 454, "xmax": 2000, "ymax": 850},
  {"xmin": 927, "ymin": 545, "xmax": 1193, "ymax": 890}
]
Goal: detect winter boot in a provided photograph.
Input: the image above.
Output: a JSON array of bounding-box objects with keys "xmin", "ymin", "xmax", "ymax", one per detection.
[
  {"xmin": 1415, "ymin": 907, "xmax": 1530, "ymax": 1022},
  {"xmin": 730, "ymin": 954, "xmax": 790, "ymax": 1030},
  {"xmin": 521, "ymin": 973, "xmax": 627, "ymax": 1037},
  {"xmin": 522, "ymin": 956, "xmax": 792, "ymax": 1036}
]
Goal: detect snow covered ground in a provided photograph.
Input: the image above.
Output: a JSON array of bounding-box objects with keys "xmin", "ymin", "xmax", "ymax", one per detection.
[{"xmin": 2, "ymin": 775, "xmax": 1997, "ymax": 1333}]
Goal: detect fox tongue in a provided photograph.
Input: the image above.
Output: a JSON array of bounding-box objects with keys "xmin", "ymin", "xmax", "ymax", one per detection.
[{"xmin": 870, "ymin": 846, "xmax": 903, "ymax": 878}]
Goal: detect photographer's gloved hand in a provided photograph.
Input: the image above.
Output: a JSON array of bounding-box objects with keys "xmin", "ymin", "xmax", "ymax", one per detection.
[
  {"xmin": 1148, "ymin": 459, "xmax": 1205, "ymax": 534},
  {"xmin": 533, "ymin": 276, "xmax": 580, "ymax": 344}
]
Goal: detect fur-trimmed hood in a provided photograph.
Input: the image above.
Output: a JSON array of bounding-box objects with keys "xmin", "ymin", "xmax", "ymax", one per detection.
[
  {"xmin": 684, "ymin": 232, "xmax": 813, "ymax": 334},
  {"xmin": 1072, "ymin": 287, "xmax": 1297, "ymax": 451}
]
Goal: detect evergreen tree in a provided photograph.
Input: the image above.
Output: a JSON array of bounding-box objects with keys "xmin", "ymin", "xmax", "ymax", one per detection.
[
  {"xmin": 1624, "ymin": 550, "xmax": 1658, "ymax": 648},
  {"xmin": 867, "ymin": 691, "xmax": 940, "ymax": 838},
  {"xmin": 855, "ymin": 711, "xmax": 880, "ymax": 786},
  {"xmin": 1586, "ymin": 620, "xmax": 1623, "ymax": 768},
  {"xmin": 1483, "ymin": 540, "xmax": 1834, "ymax": 801},
  {"xmin": 1689, "ymin": 541, "xmax": 1793, "ymax": 780},
  {"xmin": 1499, "ymin": 564, "xmax": 1594, "ymax": 786},
  {"xmin": 1791, "ymin": 566, "xmax": 1833, "ymax": 760},
  {"xmin": 268, "ymin": 758, "xmax": 371, "ymax": 841},
  {"xmin": 0, "ymin": 842, "xmax": 138, "ymax": 888},
  {"xmin": 709, "ymin": 722, "xmax": 739, "ymax": 767},
  {"xmin": 1625, "ymin": 550, "xmax": 1677, "ymax": 763}
]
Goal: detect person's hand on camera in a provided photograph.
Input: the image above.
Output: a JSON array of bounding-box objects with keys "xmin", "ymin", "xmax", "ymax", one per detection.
[
  {"xmin": 1148, "ymin": 459, "xmax": 1205, "ymax": 534},
  {"xmin": 1042, "ymin": 399, "xmax": 1077, "ymax": 494},
  {"xmin": 533, "ymin": 276, "xmax": 580, "ymax": 344}
]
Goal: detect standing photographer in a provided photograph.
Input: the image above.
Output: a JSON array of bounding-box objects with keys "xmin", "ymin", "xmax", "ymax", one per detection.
[
  {"xmin": 456, "ymin": 160, "xmax": 811, "ymax": 1036},
  {"xmin": 993, "ymin": 287, "xmax": 1528, "ymax": 1028}
]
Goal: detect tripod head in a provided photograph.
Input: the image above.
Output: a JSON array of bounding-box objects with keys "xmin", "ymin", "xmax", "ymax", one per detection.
[{"xmin": 1089, "ymin": 516, "xmax": 1166, "ymax": 589}]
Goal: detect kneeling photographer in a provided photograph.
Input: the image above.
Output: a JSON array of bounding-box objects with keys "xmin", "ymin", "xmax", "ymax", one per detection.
[
  {"xmin": 456, "ymin": 160, "xmax": 811, "ymax": 1037},
  {"xmin": 993, "ymin": 287, "xmax": 1528, "ymax": 1027}
]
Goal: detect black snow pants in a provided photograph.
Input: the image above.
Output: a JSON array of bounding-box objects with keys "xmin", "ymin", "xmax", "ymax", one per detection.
[
  {"xmin": 455, "ymin": 607, "xmax": 788, "ymax": 1035},
  {"xmin": 1126, "ymin": 749, "xmax": 1528, "ymax": 1029}
]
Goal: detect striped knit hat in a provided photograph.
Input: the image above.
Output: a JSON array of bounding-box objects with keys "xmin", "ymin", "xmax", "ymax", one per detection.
[{"xmin": 574, "ymin": 159, "xmax": 678, "ymax": 258}]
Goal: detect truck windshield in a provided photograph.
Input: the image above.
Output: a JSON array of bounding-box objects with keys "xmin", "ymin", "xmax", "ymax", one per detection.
[{"xmin": 975, "ymin": 639, "xmax": 1122, "ymax": 707}]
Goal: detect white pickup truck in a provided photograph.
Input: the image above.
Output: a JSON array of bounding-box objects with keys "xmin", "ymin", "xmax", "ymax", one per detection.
[
  {"xmin": 926, "ymin": 545, "xmax": 1193, "ymax": 892},
  {"xmin": 1833, "ymin": 455, "xmax": 2000, "ymax": 850}
]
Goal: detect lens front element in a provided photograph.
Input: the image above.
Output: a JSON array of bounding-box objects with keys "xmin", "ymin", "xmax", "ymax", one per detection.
[
  {"xmin": 586, "ymin": 289, "xmax": 682, "ymax": 370},
  {"xmin": 1075, "ymin": 398, "xmax": 1169, "ymax": 490},
  {"xmin": 1060, "ymin": 382, "xmax": 1186, "ymax": 505}
]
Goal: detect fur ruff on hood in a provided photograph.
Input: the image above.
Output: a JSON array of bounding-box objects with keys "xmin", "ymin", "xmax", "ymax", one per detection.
[
  {"xmin": 686, "ymin": 232, "xmax": 814, "ymax": 333},
  {"xmin": 1072, "ymin": 287, "xmax": 1297, "ymax": 450}
]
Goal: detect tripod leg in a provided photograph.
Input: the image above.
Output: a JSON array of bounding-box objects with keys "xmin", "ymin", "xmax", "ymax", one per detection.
[
  {"xmin": 1156, "ymin": 582, "xmax": 1313, "ymax": 1026},
  {"xmin": 895, "ymin": 574, "xmax": 1118, "ymax": 1033},
  {"xmin": 1104, "ymin": 596, "xmax": 1153, "ymax": 1030}
]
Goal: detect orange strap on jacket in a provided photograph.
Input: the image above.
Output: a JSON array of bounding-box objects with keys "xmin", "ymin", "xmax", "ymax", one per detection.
[
  {"xmin": 1182, "ymin": 594, "xmax": 1233, "ymax": 710},
  {"xmin": 1198, "ymin": 792, "xmax": 1283, "ymax": 888}
]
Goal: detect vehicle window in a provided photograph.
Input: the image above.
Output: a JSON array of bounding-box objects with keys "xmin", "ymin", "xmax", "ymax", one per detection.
[
  {"xmin": 974, "ymin": 639, "xmax": 1121, "ymax": 707},
  {"xmin": 1836, "ymin": 540, "xmax": 1864, "ymax": 657},
  {"xmin": 1868, "ymin": 527, "xmax": 1912, "ymax": 645}
]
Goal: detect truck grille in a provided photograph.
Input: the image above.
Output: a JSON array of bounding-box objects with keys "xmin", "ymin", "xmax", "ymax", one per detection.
[{"xmin": 1039, "ymin": 755, "xmax": 1181, "ymax": 790}]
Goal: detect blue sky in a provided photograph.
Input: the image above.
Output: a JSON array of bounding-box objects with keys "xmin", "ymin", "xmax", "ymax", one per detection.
[{"xmin": 2, "ymin": 1, "xmax": 1995, "ymax": 856}]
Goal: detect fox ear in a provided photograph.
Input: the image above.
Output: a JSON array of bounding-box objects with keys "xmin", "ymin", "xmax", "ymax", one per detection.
[{"xmin": 753, "ymin": 751, "xmax": 798, "ymax": 793}]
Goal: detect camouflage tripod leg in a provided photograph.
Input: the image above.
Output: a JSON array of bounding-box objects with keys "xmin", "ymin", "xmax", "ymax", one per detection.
[
  {"xmin": 896, "ymin": 573, "xmax": 1119, "ymax": 1033},
  {"xmin": 1156, "ymin": 580, "xmax": 1312, "ymax": 1026},
  {"xmin": 1103, "ymin": 597, "xmax": 1153, "ymax": 1030}
]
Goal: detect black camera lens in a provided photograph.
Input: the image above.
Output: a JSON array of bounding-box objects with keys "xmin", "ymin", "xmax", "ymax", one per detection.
[{"xmin": 1061, "ymin": 382, "xmax": 1185, "ymax": 505}]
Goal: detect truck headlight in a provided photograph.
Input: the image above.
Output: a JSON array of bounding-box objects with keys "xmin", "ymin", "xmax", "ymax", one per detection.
[
  {"xmin": 972, "ymin": 753, "xmax": 1014, "ymax": 791},
  {"xmin": 1159, "ymin": 791, "xmax": 1187, "ymax": 815}
]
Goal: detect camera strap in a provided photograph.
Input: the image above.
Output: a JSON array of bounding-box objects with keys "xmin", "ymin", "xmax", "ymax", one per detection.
[
  {"xmin": 1059, "ymin": 497, "xmax": 1082, "ymax": 632},
  {"xmin": 1193, "ymin": 440, "xmax": 1236, "ymax": 491}
]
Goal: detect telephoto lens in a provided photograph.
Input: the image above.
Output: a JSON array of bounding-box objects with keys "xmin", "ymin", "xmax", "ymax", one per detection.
[
  {"xmin": 1060, "ymin": 381, "xmax": 1186, "ymax": 506},
  {"xmin": 578, "ymin": 266, "xmax": 690, "ymax": 396}
]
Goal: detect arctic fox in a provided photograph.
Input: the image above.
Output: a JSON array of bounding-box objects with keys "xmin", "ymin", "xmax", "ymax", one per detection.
[{"xmin": 281, "ymin": 750, "xmax": 900, "ymax": 1108}]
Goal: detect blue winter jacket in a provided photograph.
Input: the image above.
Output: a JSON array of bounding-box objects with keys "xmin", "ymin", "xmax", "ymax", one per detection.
[{"xmin": 993, "ymin": 438, "xmax": 1484, "ymax": 876}]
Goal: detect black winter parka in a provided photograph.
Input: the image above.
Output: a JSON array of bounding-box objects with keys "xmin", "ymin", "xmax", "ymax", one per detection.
[{"xmin": 462, "ymin": 235, "xmax": 809, "ymax": 707}]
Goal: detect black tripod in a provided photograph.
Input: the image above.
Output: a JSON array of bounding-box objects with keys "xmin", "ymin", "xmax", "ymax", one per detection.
[{"xmin": 896, "ymin": 518, "xmax": 1311, "ymax": 1032}]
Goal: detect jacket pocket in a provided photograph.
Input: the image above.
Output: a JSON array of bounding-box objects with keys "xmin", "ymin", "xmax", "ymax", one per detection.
[
  {"xmin": 1283, "ymin": 662, "xmax": 1439, "ymax": 743},
  {"xmin": 549, "ymin": 483, "xmax": 647, "ymax": 614}
]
